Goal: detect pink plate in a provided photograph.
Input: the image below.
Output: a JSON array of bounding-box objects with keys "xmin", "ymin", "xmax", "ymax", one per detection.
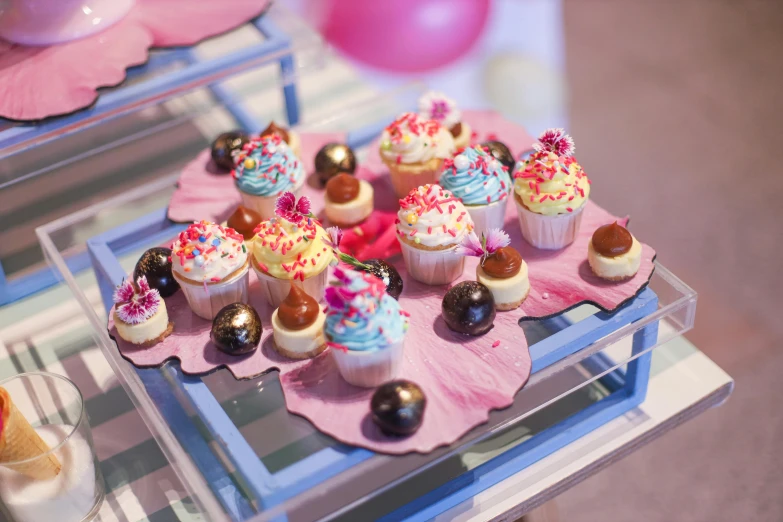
[{"xmin": 0, "ymin": 0, "xmax": 270, "ymax": 121}]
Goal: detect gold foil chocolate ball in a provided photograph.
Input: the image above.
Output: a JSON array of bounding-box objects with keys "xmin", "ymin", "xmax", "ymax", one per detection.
[
  {"xmin": 210, "ymin": 303, "xmax": 262, "ymax": 356},
  {"xmin": 315, "ymin": 143, "xmax": 357, "ymax": 185}
]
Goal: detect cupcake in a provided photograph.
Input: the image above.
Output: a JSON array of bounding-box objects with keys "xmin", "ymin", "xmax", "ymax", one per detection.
[
  {"xmin": 587, "ymin": 222, "xmax": 642, "ymax": 281},
  {"xmin": 251, "ymin": 193, "xmax": 334, "ymax": 308},
  {"xmin": 379, "ymin": 112, "xmax": 455, "ymax": 198},
  {"xmin": 439, "ymin": 145, "xmax": 512, "ymax": 235},
  {"xmin": 324, "ymin": 173, "xmax": 374, "ymax": 226},
  {"xmin": 325, "ymin": 267, "xmax": 409, "ymax": 388},
  {"xmin": 233, "ymin": 135, "xmax": 305, "ymax": 220},
  {"xmin": 395, "ymin": 184, "xmax": 474, "ymax": 285},
  {"xmin": 456, "ymin": 229, "xmax": 530, "ymax": 311},
  {"xmin": 113, "ymin": 276, "xmax": 173, "ymax": 345},
  {"xmin": 513, "ymin": 128, "xmax": 590, "ymax": 249},
  {"xmin": 271, "ymin": 285, "xmax": 327, "ymax": 359},
  {"xmin": 418, "ymin": 91, "xmax": 471, "ymax": 148},
  {"xmin": 260, "ymin": 121, "xmax": 301, "ymax": 158},
  {"xmin": 171, "ymin": 221, "xmax": 250, "ymax": 320}
]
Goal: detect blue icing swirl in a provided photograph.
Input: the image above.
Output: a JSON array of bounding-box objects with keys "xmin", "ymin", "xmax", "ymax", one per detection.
[
  {"xmin": 439, "ymin": 145, "xmax": 511, "ymax": 205},
  {"xmin": 234, "ymin": 137, "xmax": 304, "ymax": 197},
  {"xmin": 325, "ymin": 270, "xmax": 408, "ymax": 352}
]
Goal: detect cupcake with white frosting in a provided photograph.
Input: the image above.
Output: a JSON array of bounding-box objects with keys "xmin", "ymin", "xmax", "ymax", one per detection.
[
  {"xmin": 395, "ymin": 184, "xmax": 474, "ymax": 285},
  {"xmin": 439, "ymin": 144, "xmax": 512, "ymax": 235},
  {"xmin": 418, "ymin": 91, "xmax": 471, "ymax": 148},
  {"xmin": 379, "ymin": 112, "xmax": 455, "ymax": 198},
  {"xmin": 171, "ymin": 221, "xmax": 250, "ymax": 320}
]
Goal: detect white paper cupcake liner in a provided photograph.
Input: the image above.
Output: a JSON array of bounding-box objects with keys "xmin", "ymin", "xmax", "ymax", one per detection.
[
  {"xmin": 239, "ymin": 177, "xmax": 305, "ymax": 221},
  {"xmin": 514, "ymin": 198, "xmax": 585, "ymax": 250},
  {"xmin": 387, "ymin": 165, "xmax": 441, "ymax": 199},
  {"xmin": 173, "ymin": 265, "xmax": 250, "ymax": 320},
  {"xmin": 330, "ymin": 340, "xmax": 405, "ymax": 388},
  {"xmin": 252, "ymin": 262, "xmax": 329, "ymax": 308},
  {"xmin": 465, "ymin": 197, "xmax": 509, "ymax": 236},
  {"xmin": 399, "ymin": 240, "xmax": 465, "ymax": 285}
]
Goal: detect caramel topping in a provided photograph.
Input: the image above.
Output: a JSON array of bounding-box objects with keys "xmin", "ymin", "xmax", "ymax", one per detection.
[
  {"xmin": 482, "ymin": 247, "xmax": 522, "ymax": 279},
  {"xmin": 260, "ymin": 121, "xmax": 290, "ymax": 144},
  {"xmin": 449, "ymin": 122, "xmax": 463, "ymax": 139},
  {"xmin": 278, "ymin": 285, "xmax": 320, "ymax": 330},
  {"xmin": 227, "ymin": 206, "xmax": 262, "ymax": 241},
  {"xmin": 592, "ymin": 222, "xmax": 633, "ymax": 257},
  {"xmin": 325, "ymin": 173, "xmax": 360, "ymax": 203}
]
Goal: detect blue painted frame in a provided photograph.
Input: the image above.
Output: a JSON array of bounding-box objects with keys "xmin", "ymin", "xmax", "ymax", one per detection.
[
  {"xmin": 85, "ymin": 182, "xmax": 660, "ymax": 520},
  {"xmin": 0, "ymin": 14, "xmax": 300, "ymax": 307}
]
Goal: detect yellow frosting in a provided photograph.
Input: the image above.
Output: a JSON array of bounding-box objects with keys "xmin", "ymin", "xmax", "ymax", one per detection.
[
  {"xmin": 252, "ymin": 216, "xmax": 333, "ymax": 280},
  {"xmin": 513, "ymin": 151, "xmax": 591, "ymax": 216}
]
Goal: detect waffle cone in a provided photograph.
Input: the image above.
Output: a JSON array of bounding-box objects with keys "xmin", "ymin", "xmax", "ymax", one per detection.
[{"xmin": 0, "ymin": 387, "xmax": 61, "ymax": 479}]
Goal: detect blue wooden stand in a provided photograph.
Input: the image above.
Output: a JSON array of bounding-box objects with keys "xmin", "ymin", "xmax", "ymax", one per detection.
[
  {"xmin": 85, "ymin": 123, "xmax": 660, "ymax": 519},
  {"xmin": 0, "ymin": 14, "xmax": 301, "ymax": 307}
]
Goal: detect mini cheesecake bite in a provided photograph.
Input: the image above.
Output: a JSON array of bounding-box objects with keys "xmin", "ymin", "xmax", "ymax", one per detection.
[
  {"xmin": 587, "ymin": 222, "xmax": 642, "ymax": 281},
  {"xmin": 271, "ymin": 285, "xmax": 327, "ymax": 360},
  {"xmin": 113, "ymin": 277, "xmax": 172, "ymax": 346},
  {"xmin": 324, "ymin": 173, "xmax": 374, "ymax": 227}
]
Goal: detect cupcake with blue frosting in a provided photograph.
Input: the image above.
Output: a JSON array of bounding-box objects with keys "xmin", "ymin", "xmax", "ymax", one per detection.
[
  {"xmin": 439, "ymin": 145, "xmax": 512, "ymax": 235},
  {"xmin": 232, "ymin": 135, "xmax": 305, "ymax": 220},
  {"xmin": 325, "ymin": 267, "xmax": 410, "ymax": 388}
]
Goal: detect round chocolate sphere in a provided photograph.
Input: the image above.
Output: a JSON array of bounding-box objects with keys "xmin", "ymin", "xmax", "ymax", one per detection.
[
  {"xmin": 361, "ymin": 259, "xmax": 403, "ymax": 300},
  {"xmin": 480, "ymin": 141, "xmax": 516, "ymax": 173},
  {"xmin": 133, "ymin": 247, "xmax": 179, "ymax": 297},
  {"xmin": 210, "ymin": 303, "xmax": 262, "ymax": 356},
  {"xmin": 314, "ymin": 143, "xmax": 357, "ymax": 184},
  {"xmin": 211, "ymin": 131, "xmax": 249, "ymax": 171},
  {"xmin": 371, "ymin": 380, "xmax": 426, "ymax": 436},
  {"xmin": 442, "ymin": 281, "xmax": 496, "ymax": 336}
]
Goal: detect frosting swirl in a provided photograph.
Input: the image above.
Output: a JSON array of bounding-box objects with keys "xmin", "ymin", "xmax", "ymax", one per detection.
[
  {"xmin": 325, "ymin": 268, "xmax": 409, "ymax": 352},
  {"xmin": 252, "ymin": 214, "xmax": 333, "ymax": 280},
  {"xmin": 233, "ymin": 135, "xmax": 304, "ymax": 197},
  {"xmin": 439, "ymin": 145, "xmax": 512, "ymax": 205},
  {"xmin": 396, "ymin": 184, "xmax": 474, "ymax": 247},
  {"xmin": 418, "ymin": 91, "xmax": 462, "ymax": 130},
  {"xmin": 513, "ymin": 151, "xmax": 590, "ymax": 216},
  {"xmin": 278, "ymin": 285, "xmax": 320, "ymax": 330},
  {"xmin": 171, "ymin": 221, "xmax": 248, "ymax": 282},
  {"xmin": 379, "ymin": 112, "xmax": 455, "ymax": 165}
]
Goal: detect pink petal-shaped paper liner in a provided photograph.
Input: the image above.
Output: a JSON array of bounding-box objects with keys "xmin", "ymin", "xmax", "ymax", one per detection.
[
  {"xmin": 0, "ymin": 0, "xmax": 270, "ymax": 121},
  {"xmin": 109, "ymin": 262, "xmax": 532, "ymax": 454},
  {"xmin": 167, "ymin": 132, "xmax": 345, "ymax": 223}
]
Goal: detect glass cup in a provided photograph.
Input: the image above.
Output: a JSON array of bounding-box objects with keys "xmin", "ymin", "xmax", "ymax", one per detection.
[{"xmin": 0, "ymin": 372, "xmax": 105, "ymax": 522}]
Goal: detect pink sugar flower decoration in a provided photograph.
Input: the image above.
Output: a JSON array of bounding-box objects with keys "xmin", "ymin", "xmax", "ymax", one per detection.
[
  {"xmin": 324, "ymin": 226, "xmax": 343, "ymax": 249},
  {"xmin": 456, "ymin": 228, "xmax": 510, "ymax": 260},
  {"xmin": 533, "ymin": 128, "xmax": 575, "ymax": 157},
  {"xmin": 455, "ymin": 231, "xmax": 485, "ymax": 257},
  {"xmin": 113, "ymin": 276, "xmax": 160, "ymax": 324},
  {"xmin": 484, "ymin": 228, "xmax": 511, "ymax": 253},
  {"xmin": 275, "ymin": 192, "xmax": 312, "ymax": 224}
]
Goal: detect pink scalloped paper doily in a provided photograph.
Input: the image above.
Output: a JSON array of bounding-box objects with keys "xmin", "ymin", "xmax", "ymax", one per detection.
[{"xmin": 0, "ymin": 0, "xmax": 270, "ymax": 121}]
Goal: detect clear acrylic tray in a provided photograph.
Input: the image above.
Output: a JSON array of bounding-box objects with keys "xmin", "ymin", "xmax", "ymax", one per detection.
[{"xmin": 37, "ymin": 84, "xmax": 698, "ymax": 521}]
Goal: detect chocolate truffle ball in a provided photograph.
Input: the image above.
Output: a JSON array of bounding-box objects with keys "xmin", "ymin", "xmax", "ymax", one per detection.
[
  {"xmin": 361, "ymin": 259, "xmax": 403, "ymax": 300},
  {"xmin": 314, "ymin": 143, "xmax": 357, "ymax": 184},
  {"xmin": 210, "ymin": 303, "xmax": 262, "ymax": 356},
  {"xmin": 133, "ymin": 247, "xmax": 179, "ymax": 297},
  {"xmin": 211, "ymin": 131, "xmax": 249, "ymax": 172},
  {"xmin": 442, "ymin": 281, "xmax": 496, "ymax": 336},
  {"xmin": 480, "ymin": 141, "xmax": 516, "ymax": 173},
  {"xmin": 371, "ymin": 380, "xmax": 426, "ymax": 436}
]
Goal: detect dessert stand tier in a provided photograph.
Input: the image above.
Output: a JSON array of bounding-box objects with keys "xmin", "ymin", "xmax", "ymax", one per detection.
[{"xmin": 38, "ymin": 86, "xmax": 697, "ymax": 521}]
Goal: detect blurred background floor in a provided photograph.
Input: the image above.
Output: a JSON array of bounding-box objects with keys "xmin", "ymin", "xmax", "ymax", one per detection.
[{"xmin": 557, "ymin": 1, "xmax": 783, "ymax": 520}]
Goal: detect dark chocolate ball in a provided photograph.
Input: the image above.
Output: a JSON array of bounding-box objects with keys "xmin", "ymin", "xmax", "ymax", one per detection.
[
  {"xmin": 361, "ymin": 259, "xmax": 403, "ymax": 300},
  {"xmin": 211, "ymin": 131, "xmax": 249, "ymax": 172},
  {"xmin": 314, "ymin": 143, "xmax": 357, "ymax": 184},
  {"xmin": 480, "ymin": 141, "xmax": 516, "ymax": 173},
  {"xmin": 210, "ymin": 303, "xmax": 262, "ymax": 356},
  {"xmin": 442, "ymin": 281, "xmax": 496, "ymax": 336},
  {"xmin": 133, "ymin": 247, "xmax": 179, "ymax": 297},
  {"xmin": 371, "ymin": 380, "xmax": 426, "ymax": 436}
]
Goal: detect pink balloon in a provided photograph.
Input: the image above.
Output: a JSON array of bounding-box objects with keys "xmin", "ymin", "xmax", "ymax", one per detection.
[{"xmin": 320, "ymin": 0, "xmax": 491, "ymax": 73}]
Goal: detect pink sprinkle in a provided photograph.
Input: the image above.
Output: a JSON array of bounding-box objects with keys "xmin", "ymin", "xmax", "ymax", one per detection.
[
  {"xmin": 568, "ymin": 195, "xmax": 575, "ymax": 201},
  {"xmin": 428, "ymin": 226, "xmax": 433, "ymax": 234},
  {"xmin": 566, "ymin": 207, "xmax": 573, "ymax": 212},
  {"xmin": 447, "ymin": 228, "xmax": 457, "ymax": 237},
  {"xmin": 492, "ymin": 340, "xmax": 500, "ymax": 348}
]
